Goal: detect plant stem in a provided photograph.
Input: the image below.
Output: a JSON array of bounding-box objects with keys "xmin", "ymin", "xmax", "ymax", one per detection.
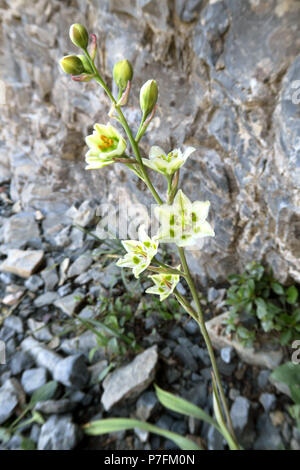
[
  {"xmin": 178, "ymin": 247, "xmax": 238, "ymax": 444},
  {"xmin": 84, "ymin": 52, "xmax": 238, "ymax": 447}
]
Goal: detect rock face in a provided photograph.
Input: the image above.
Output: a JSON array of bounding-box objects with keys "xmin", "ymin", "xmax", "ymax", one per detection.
[
  {"xmin": 0, "ymin": 0, "xmax": 300, "ymax": 283},
  {"xmin": 101, "ymin": 345, "xmax": 158, "ymax": 411}
]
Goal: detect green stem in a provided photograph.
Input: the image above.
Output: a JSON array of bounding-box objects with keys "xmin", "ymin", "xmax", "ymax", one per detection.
[
  {"xmin": 178, "ymin": 247, "xmax": 238, "ymax": 445},
  {"xmin": 83, "ymin": 50, "xmax": 238, "ymax": 447}
]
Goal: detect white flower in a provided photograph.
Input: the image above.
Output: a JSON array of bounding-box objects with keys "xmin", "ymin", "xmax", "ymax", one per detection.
[
  {"xmin": 142, "ymin": 145, "xmax": 195, "ymax": 176},
  {"xmin": 116, "ymin": 225, "xmax": 158, "ymax": 278},
  {"xmin": 154, "ymin": 189, "xmax": 215, "ymax": 247},
  {"xmin": 85, "ymin": 123, "xmax": 127, "ymax": 169},
  {"xmin": 146, "ymin": 269, "xmax": 180, "ymax": 301}
]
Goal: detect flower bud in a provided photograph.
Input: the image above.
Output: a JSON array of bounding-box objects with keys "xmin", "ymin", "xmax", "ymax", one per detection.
[
  {"xmin": 113, "ymin": 59, "xmax": 133, "ymax": 92},
  {"xmin": 60, "ymin": 55, "xmax": 85, "ymax": 75},
  {"xmin": 77, "ymin": 55, "xmax": 93, "ymax": 74},
  {"xmin": 140, "ymin": 79, "xmax": 158, "ymax": 118},
  {"xmin": 69, "ymin": 23, "xmax": 89, "ymax": 49}
]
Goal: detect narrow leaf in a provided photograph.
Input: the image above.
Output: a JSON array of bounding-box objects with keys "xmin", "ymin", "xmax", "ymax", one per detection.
[{"xmin": 83, "ymin": 418, "xmax": 202, "ymax": 450}]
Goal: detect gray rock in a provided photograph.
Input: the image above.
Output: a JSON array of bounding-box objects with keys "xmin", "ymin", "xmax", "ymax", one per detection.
[
  {"xmin": 10, "ymin": 351, "xmax": 35, "ymax": 375},
  {"xmin": 101, "ymin": 346, "xmax": 158, "ymax": 411},
  {"xmin": 27, "ymin": 318, "xmax": 53, "ymax": 342},
  {"xmin": 259, "ymin": 393, "xmax": 276, "ymax": 413},
  {"xmin": 3, "ymin": 315, "xmax": 23, "ymax": 334},
  {"xmin": 174, "ymin": 344, "xmax": 198, "ymax": 372},
  {"xmin": 1, "ymin": 0, "xmax": 300, "ymax": 290},
  {"xmin": 0, "ymin": 388, "xmax": 18, "ymax": 424},
  {"xmin": 136, "ymin": 391, "xmax": 158, "ymax": 421},
  {"xmin": 257, "ymin": 370, "xmax": 271, "ymax": 389},
  {"xmin": 54, "ymin": 292, "xmax": 85, "ymax": 316},
  {"xmin": 41, "ymin": 263, "xmax": 59, "ymax": 291},
  {"xmin": 67, "ymin": 254, "xmax": 93, "ymax": 278},
  {"xmin": 24, "ymin": 274, "xmax": 44, "ymax": 292},
  {"xmin": 21, "ymin": 368, "xmax": 48, "ymax": 395},
  {"xmin": 182, "ymin": 319, "xmax": 198, "ymax": 336},
  {"xmin": 34, "ymin": 399, "xmax": 76, "ymax": 414},
  {"xmin": 254, "ymin": 414, "xmax": 282, "ymax": 450},
  {"xmin": 38, "ymin": 415, "xmax": 82, "ymax": 450},
  {"xmin": 60, "ymin": 330, "xmax": 105, "ymax": 361},
  {"xmin": 53, "ymin": 354, "xmax": 90, "ymax": 389},
  {"xmin": 220, "ymin": 346, "xmax": 235, "ymax": 364},
  {"xmin": 34, "ymin": 291, "xmax": 59, "ymax": 308},
  {"xmin": 2, "ymin": 213, "xmax": 40, "ymax": 249},
  {"xmin": 0, "ymin": 249, "xmax": 44, "ymax": 278},
  {"xmin": 230, "ymin": 396, "xmax": 251, "ymax": 435},
  {"xmin": 207, "ymin": 425, "xmax": 225, "ymax": 450},
  {"xmin": 21, "ymin": 337, "xmax": 62, "ymax": 373}
]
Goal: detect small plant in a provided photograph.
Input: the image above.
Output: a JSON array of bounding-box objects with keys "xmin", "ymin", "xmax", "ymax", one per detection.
[
  {"xmin": 60, "ymin": 24, "xmax": 240, "ymax": 449},
  {"xmin": 271, "ymin": 362, "xmax": 300, "ymax": 431},
  {"xmin": 224, "ymin": 262, "xmax": 300, "ymax": 347}
]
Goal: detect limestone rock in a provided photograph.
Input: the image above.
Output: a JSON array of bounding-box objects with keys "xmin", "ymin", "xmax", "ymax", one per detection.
[
  {"xmin": 101, "ymin": 345, "xmax": 158, "ymax": 411},
  {"xmin": 206, "ymin": 312, "xmax": 283, "ymax": 369},
  {"xmin": 0, "ymin": 249, "xmax": 44, "ymax": 278}
]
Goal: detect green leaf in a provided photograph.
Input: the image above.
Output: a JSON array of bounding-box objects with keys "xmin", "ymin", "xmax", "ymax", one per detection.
[
  {"xmin": 21, "ymin": 436, "xmax": 36, "ymax": 450},
  {"xmin": 271, "ymin": 282, "xmax": 285, "ymax": 296},
  {"xmin": 286, "ymin": 286, "xmax": 298, "ymax": 305},
  {"xmin": 83, "ymin": 418, "xmax": 202, "ymax": 450},
  {"xmin": 255, "ymin": 298, "xmax": 267, "ymax": 319},
  {"xmin": 97, "ymin": 362, "xmax": 116, "ymax": 383},
  {"xmin": 29, "ymin": 381, "xmax": 58, "ymax": 407},
  {"xmin": 154, "ymin": 385, "xmax": 218, "ymax": 429},
  {"xmin": 271, "ymin": 362, "xmax": 300, "ymax": 388},
  {"xmin": 290, "ymin": 385, "xmax": 300, "ymax": 405},
  {"xmin": 280, "ymin": 329, "xmax": 292, "ymax": 346}
]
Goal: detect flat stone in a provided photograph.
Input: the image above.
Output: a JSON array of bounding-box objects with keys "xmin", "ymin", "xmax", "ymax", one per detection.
[
  {"xmin": 24, "ymin": 275, "xmax": 44, "ymax": 292},
  {"xmin": 34, "ymin": 399, "xmax": 76, "ymax": 414},
  {"xmin": 54, "ymin": 292, "xmax": 85, "ymax": 316},
  {"xmin": 0, "ymin": 387, "xmax": 18, "ymax": 425},
  {"xmin": 101, "ymin": 346, "xmax": 158, "ymax": 411},
  {"xmin": 67, "ymin": 254, "xmax": 93, "ymax": 278},
  {"xmin": 3, "ymin": 213, "xmax": 40, "ymax": 249},
  {"xmin": 2, "ymin": 288, "xmax": 24, "ymax": 306},
  {"xmin": 21, "ymin": 368, "xmax": 48, "ymax": 395},
  {"xmin": 206, "ymin": 312, "xmax": 283, "ymax": 369},
  {"xmin": 38, "ymin": 415, "xmax": 82, "ymax": 450},
  {"xmin": 34, "ymin": 291, "xmax": 59, "ymax": 308},
  {"xmin": 0, "ymin": 249, "xmax": 44, "ymax": 278},
  {"xmin": 10, "ymin": 351, "xmax": 35, "ymax": 375}
]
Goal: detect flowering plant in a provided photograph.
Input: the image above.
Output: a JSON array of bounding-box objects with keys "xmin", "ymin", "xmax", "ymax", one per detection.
[{"xmin": 60, "ymin": 24, "xmax": 240, "ymax": 450}]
